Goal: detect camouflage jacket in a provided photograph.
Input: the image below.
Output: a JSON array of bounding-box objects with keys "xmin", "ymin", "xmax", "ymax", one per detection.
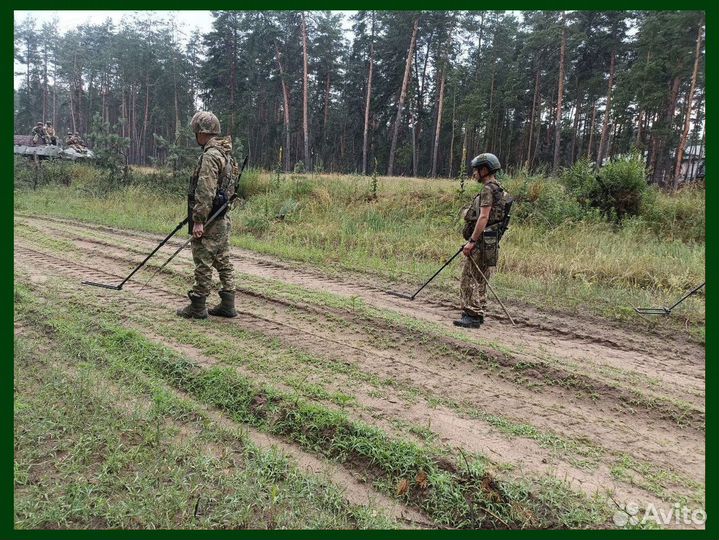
[{"xmin": 189, "ymin": 135, "xmax": 232, "ymax": 224}]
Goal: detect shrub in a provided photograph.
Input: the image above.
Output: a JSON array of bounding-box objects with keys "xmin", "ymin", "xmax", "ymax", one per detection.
[
  {"xmin": 503, "ymin": 175, "xmax": 588, "ymax": 228},
  {"xmin": 562, "ymin": 154, "xmax": 647, "ymax": 221},
  {"xmin": 597, "ymin": 154, "xmax": 647, "ymax": 220},
  {"xmin": 14, "ymin": 158, "xmax": 75, "ymax": 190}
]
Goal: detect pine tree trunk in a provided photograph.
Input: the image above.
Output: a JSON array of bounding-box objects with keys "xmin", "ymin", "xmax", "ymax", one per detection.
[
  {"xmin": 274, "ymin": 41, "xmax": 292, "ymax": 172},
  {"xmin": 587, "ymin": 103, "xmax": 597, "ymax": 160},
  {"xmin": 484, "ymin": 58, "xmax": 496, "ymax": 148},
  {"xmin": 301, "ymin": 13, "xmax": 310, "ymax": 171},
  {"xmin": 388, "ymin": 15, "xmax": 419, "ymax": 176},
  {"xmin": 570, "ymin": 91, "xmax": 581, "ymax": 165},
  {"xmin": 410, "ymin": 118, "xmax": 417, "ymax": 178},
  {"xmin": 362, "ymin": 42, "xmax": 374, "ymax": 175},
  {"xmin": 652, "ymin": 76, "xmax": 681, "ymax": 185},
  {"xmin": 532, "ymin": 104, "xmax": 542, "ymax": 169},
  {"xmin": 230, "ymin": 26, "xmax": 237, "ymax": 140},
  {"xmin": 673, "ymin": 22, "xmax": 703, "ymax": 189},
  {"xmin": 525, "ymin": 69, "xmax": 540, "ymax": 168},
  {"xmin": 323, "ymin": 72, "xmax": 330, "ymax": 135},
  {"xmin": 42, "ymin": 46, "xmax": 48, "ymax": 121},
  {"xmin": 431, "ymin": 69, "xmax": 446, "ymax": 178},
  {"xmin": 448, "ymin": 91, "xmax": 456, "ymax": 178},
  {"xmin": 553, "ymin": 16, "xmax": 567, "ymax": 173},
  {"xmin": 597, "ymin": 48, "xmax": 616, "ymax": 165}
]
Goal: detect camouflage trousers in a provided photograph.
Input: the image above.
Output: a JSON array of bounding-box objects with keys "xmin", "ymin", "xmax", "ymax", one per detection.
[
  {"xmin": 460, "ymin": 249, "xmax": 495, "ymax": 318},
  {"xmin": 190, "ymin": 216, "xmax": 235, "ymax": 297}
]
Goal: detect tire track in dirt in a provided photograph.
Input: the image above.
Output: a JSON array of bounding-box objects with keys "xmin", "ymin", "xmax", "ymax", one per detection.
[
  {"xmin": 14, "ymin": 216, "xmax": 706, "ymax": 418},
  {"xmin": 14, "ymin": 326, "xmax": 427, "ymax": 528},
  {"xmin": 14, "ymin": 239, "xmax": 705, "ymax": 518},
  {"xmin": 17, "ymin": 214, "xmax": 705, "ymax": 400}
]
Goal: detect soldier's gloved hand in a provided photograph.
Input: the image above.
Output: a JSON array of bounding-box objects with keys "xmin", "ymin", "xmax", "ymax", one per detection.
[
  {"xmin": 462, "ymin": 240, "xmax": 477, "ymax": 257},
  {"xmin": 192, "ymin": 222, "xmax": 205, "ymax": 239}
]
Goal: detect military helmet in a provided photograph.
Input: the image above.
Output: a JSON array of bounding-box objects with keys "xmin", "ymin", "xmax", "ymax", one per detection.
[
  {"xmin": 36, "ymin": 121, "xmax": 43, "ymax": 126},
  {"xmin": 190, "ymin": 111, "xmax": 221, "ymax": 135},
  {"xmin": 470, "ymin": 153, "xmax": 501, "ymax": 173},
  {"xmin": 67, "ymin": 131, "xmax": 72, "ymax": 135}
]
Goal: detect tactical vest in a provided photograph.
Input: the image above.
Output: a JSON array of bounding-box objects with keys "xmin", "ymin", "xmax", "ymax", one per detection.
[
  {"xmin": 463, "ymin": 180, "xmax": 509, "ymax": 240},
  {"xmin": 188, "ymin": 146, "xmax": 237, "ymax": 233}
]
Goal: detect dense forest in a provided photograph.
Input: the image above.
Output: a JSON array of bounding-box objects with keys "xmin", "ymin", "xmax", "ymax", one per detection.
[{"xmin": 14, "ymin": 10, "xmax": 705, "ymax": 186}]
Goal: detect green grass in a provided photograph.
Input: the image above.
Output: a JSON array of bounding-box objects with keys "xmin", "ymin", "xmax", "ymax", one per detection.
[
  {"xmin": 14, "ymin": 164, "xmax": 705, "ymax": 336},
  {"xmin": 15, "ymin": 277, "xmax": 613, "ymax": 529},
  {"xmin": 14, "ymin": 331, "xmax": 395, "ymax": 529}
]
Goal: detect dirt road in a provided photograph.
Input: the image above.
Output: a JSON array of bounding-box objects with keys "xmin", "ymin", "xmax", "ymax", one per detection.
[{"xmin": 14, "ymin": 214, "xmax": 706, "ymax": 529}]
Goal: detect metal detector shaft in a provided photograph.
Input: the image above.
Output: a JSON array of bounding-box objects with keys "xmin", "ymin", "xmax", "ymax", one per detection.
[
  {"xmin": 468, "ymin": 255, "xmax": 516, "ymax": 326},
  {"xmin": 406, "ymin": 247, "xmax": 464, "ymax": 300},
  {"xmin": 82, "ymin": 217, "xmax": 188, "ymax": 290},
  {"xmin": 668, "ymin": 281, "xmax": 705, "ymax": 311}
]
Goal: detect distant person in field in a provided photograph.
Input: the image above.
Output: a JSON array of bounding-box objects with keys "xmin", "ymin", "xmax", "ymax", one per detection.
[
  {"xmin": 176, "ymin": 110, "xmax": 238, "ymax": 320},
  {"xmin": 65, "ymin": 131, "xmax": 75, "ymax": 145},
  {"xmin": 45, "ymin": 122, "xmax": 57, "ymax": 145},
  {"xmin": 455, "ymin": 153, "xmax": 510, "ymax": 328},
  {"xmin": 31, "ymin": 122, "xmax": 47, "ymax": 144}
]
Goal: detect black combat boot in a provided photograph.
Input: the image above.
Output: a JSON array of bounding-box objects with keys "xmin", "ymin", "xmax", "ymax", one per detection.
[
  {"xmin": 176, "ymin": 291, "xmax": 208, "ymax": 319},
  {"xmin": 453, "ymin": 313, "xmax": 484, "ymax": 328},
  {"xmin": 208, "ymin": 290, "xmax": 238, "ymax": 318}
]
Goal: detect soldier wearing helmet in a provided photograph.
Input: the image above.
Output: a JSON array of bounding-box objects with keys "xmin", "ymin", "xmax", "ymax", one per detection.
[
  {"xmin": 455, "ymin": 153, "xmax": 505, "ymax": 328},
  {"xmin": 177, "ymin": 110, "xmax": 238, "ymax": 320},
  {"xmin": 31, "ymin": 122, "xmax": 47, "ymax": 145}
]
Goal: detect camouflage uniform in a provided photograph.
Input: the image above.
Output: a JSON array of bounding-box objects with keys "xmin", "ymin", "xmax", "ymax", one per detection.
[
  {"xmin": 460, "ymin": 181, "xmax": 499, "ymax": 318},
  {"xmin": 45, "ymin": 123, "xmax": 57, "ymax": 145},
  {"xmin": 32, "ymin": 123, "xmax": 47, "ymax": 144},
  {"xmin": 188, "ymin": 135, "xmax": 235, "ymax": 297}
]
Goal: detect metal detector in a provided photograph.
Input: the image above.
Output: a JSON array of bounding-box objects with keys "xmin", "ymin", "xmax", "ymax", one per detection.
[
  {"xmin": 81, "ymin": 217, "xmax": 188, "ymax": 290},
  {"xmin": 387, "ymin": 247, "xmax": 464, "ymax": 300},
  {"xmin": 634, "ymin": 282, "xmax": 705, "ymax": 316}
]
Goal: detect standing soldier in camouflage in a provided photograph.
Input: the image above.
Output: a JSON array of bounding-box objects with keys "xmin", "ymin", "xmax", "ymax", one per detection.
[
  {"xmin": 177, "ymin": 111, "xmax": 237, "ymax": 320},
  {"xmin": 455, "ymin": 153, "xmax": 507, "ymax": 328},
  {"xmin": 45, "ymin": 122, "xmax": 57, "ymax": 145}
]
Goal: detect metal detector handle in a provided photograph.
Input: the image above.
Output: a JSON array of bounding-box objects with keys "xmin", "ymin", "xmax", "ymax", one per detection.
[
  {"xmin": 410, "ymin": 246, "xmax": 464, "ymax": 300},
  {"xmin": 116, "ymin": 217, "xmax": 188, "ymax": 289},
  {"xmin": 668, "ymin": 282, "xmax": 705, "ymax": 311}
]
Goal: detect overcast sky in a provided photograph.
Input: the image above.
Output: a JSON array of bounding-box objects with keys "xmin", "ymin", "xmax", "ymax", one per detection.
[
  {"xmin": 14, "ymin": 10, "xmax": 357, "ymax": 43},
  {"xmin": 14, "ymin": 10, "xmax": 358, "ymax": 89}
]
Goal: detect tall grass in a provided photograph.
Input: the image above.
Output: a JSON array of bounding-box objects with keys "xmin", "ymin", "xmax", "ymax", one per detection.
[{"xmin": 14, "ymin": 161, "xmax": 705, "ymax": 326}]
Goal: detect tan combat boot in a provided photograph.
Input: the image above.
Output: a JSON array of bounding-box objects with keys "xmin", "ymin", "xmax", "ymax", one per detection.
[
  {"xmin": 176, "ymin": 291, "xmax": 208, "ymax": 319},
  {"xmin": 208, "ymin": 290, "xmax": 237, "ymax": 318}
]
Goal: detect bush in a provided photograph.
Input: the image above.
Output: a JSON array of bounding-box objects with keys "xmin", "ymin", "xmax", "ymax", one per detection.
[
  {"xmin": 503, "ymin": 175, "xmax": 589, "ymax": 228},
  {"xmin": 14, "ymin": 158, "xmax": 75, "ymax": 191},
  {"xmin": 597, "ymin": 154, "xmax": 647, "ymax": 220},
  {"xmin": 562, "ymin": 154, "xmax": 647, "ymax": 221}
]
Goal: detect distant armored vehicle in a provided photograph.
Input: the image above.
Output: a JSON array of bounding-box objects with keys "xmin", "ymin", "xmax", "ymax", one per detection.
[{"xmin": 14, "ymin": 134, "xmax": 95, "ymax": 161}]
